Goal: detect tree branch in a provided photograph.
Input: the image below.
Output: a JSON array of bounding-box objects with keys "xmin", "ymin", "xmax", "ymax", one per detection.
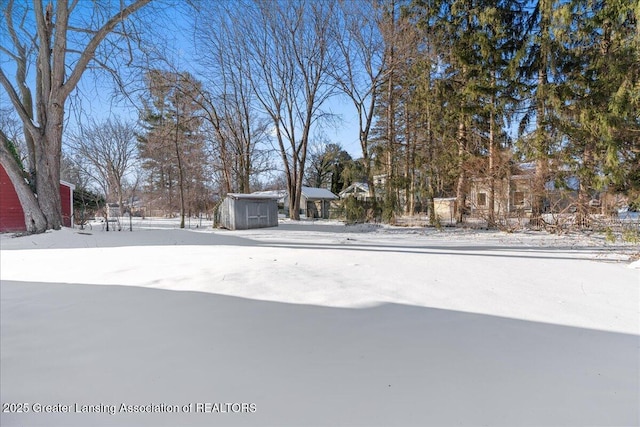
[
  {"xmin": 61, "ymin": 0, "xmax": 152, "ymax": 100},
  {"xmin": 0, "ymin": 68, "xmax": 39, "ymax": 138}
]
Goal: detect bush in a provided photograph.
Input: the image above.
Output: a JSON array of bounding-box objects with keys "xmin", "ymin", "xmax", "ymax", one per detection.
[
  {"xmin": 622, "ymin": 228, "xmax": 639, "ymax": 244},
  {"xmin": 381, "ymin": 193, "xmax": 398, "ymax": 224},
  {"xmin": 343, "ymin": 197, "xmax": 365, "ymax": 224},
  {"xmin": 604, "ymin": 227, "xmax": 616, "ymax": 243}
]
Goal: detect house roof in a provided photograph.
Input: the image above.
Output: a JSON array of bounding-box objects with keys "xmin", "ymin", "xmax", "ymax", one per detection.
[
  {"xmin": 339, "ymin": 182, "xmax": 369, "ymax": 198},
  {"xmin": 546, "ymin": 176, "xmax": 580, "ymax": 191}
]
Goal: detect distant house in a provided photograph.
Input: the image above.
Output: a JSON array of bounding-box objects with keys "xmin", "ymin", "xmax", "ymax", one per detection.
[
  {"xmin": 339, "ymin": 182, "xmax": 375, "ymax": 201},
  {"xmin": 467, "ymin": 162, "xmax": 604, "ymax": 217},
  {"xmin": 469, "ymin": 171, "xmax": 535, "ymax": 217},
  {"xmin": 219, "ymin": 193, "xmax": 279, "ymax": 230},
  {"xmin": 0, "ymin": 164, "xmax": 74, "ymax": 232}
]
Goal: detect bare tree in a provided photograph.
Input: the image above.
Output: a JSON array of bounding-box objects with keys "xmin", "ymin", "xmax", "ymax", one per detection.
[
  {"xmin": 192, "ymin": 4, "xmax": 273, "ymax": 195},
  {"xmin": 329, "ymin": 0, "xmax": 387, "ymax": 203},
  {"xmin": 67, "ymin": 117, "xmax": 138, "ymax": 212},
  {"xmin": 222, "ymin": 0, "xmax": 338, "ymax": 220},
  {"xmin": 0, "ymin": 0, "xmax": 151, "ymax": 233},
  {"xmin": 0, "ymin": 106, "xmax": 28, "ymax": 167}
]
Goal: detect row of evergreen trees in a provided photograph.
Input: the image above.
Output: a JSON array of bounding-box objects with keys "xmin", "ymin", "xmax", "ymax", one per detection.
[{"xmin": 367, "ymin": 0, "xmax": 639, "ymax": 225}]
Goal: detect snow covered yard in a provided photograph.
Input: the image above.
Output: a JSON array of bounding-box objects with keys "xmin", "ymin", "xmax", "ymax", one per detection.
[{"xmin": 1, "ymin": 219, "xmax": 638, "ymax": 426}]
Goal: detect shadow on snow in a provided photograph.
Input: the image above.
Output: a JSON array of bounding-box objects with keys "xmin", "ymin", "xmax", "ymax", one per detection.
[{"xmin": 1, "ymin": 280, "xmax": 638, "ymax": 427}]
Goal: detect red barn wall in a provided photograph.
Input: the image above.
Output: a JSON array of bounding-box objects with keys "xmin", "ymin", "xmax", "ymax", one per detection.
[
  {"xmin": 0, "ymin": 164, "xmax": 27, "ymax": 232},
  {"xmin": 1, "ymin": 164, "xmax": 74, "ymax": 231},
  {"xmin": 60, "ymin": 182, "xmax": 72, "ymax": 227}
]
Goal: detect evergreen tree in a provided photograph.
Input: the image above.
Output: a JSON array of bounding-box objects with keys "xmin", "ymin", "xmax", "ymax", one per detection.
[
  {"xmin": 554, "ymin": 0, "xmax": 639, "ymax": 224},
  {"xmin": 138, "ymin": 70, "xmax": 208, "ymax": 228},
  {"xmin": 304, "ymin": 143, "xmax": 352, "ymax": 194},
  {"xmin": 409, "ymin": 0, "xmax": 525, "ymax": 224},
  {"xmin": 516, "ymin": 0, "xmax": 565, "ymax": 226}
]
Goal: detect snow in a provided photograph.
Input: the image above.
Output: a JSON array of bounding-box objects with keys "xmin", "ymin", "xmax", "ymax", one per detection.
[
  {"xmin": 226, "ymin": 193, "xmax": 280, "ymax": 200},
  {"xmin": 1, "ymin": 219, "xmax": 638, "ymax": 426}
]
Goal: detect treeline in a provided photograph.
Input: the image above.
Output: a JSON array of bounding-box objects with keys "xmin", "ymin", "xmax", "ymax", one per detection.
[
  {"xmin": 134, "ymin": 0, "xmax": 638, "ymax": 225},
  {"xmin": 4, "ymin": 0, "xmax": 636, "ymax": 231},
  {"xmin": 368, "ymin": 0, "xmax": 639, "ymax": 226}
]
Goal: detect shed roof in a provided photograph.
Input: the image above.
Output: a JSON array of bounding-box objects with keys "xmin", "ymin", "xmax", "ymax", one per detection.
[
  {"xmin": 251, "ymin": 187, "xmax": 338, "ymax": 201},
  {"xmin": 251, "ymin": 190, "xmax": 287, "ymax": 202},
  {"xmin": 301, "ymin": 186, "xmax": 338, "ymax": 200},
  {"xmin": 227, "ymin": 193, "xmax": 280, "ymax": 200},
  {"xmin": 59, "ymin": 180, "xmax": 76, "ymax": 190}
]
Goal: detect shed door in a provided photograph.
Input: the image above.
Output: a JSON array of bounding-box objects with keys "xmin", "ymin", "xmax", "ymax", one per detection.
[{"xmin": 246, "ymin": 201, "xmax": 269, "ymax": 229}]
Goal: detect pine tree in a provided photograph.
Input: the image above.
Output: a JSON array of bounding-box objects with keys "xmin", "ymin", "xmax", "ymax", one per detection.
[
  {"xmin": 138, "ymin": 70, "xmax": 208, "ymax": 228},
  {"xmin": 554, "ymin": 0, "xmax": 639, "ymax": 225}
]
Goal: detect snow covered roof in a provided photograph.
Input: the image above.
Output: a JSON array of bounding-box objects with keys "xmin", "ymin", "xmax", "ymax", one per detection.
[
  {"xmin": 252, "ymin": 190, "xmax": 287, "ymax": 197},
  {"xmin": 545, "ymin": 176, "xmax": 580, "ymax": 191},
  {"xmin": 251, "ymin": 187, "xmax": 338, "ymax": 201},
  {"xmin": 301, "ymin": 186, "xmax": 338, "ymax": 200},
  {"xmin": 251, "ymin": 190, "xmax": 287, "ymax": 202},
  {"xmin": 227, "ymin": 193, "xmax": 280, "ymax": 200},
  {"xmin": 59, "ymin": 180, "xmax": 76, "ymax": 190},
  {"xmin": 518, "ymin": 162, "xmax": 536, "ymax": 171}
]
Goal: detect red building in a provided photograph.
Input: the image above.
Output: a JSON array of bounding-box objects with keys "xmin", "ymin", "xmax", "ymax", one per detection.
[{"xmin": 0, "ymin": 164, "xmax": 75, "ymax": 232}]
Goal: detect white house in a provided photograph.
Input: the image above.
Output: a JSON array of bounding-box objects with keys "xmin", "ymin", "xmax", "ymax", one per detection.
[{"xmin": 339, "ymin": 182, "xmax": 370, "ymax": 201}]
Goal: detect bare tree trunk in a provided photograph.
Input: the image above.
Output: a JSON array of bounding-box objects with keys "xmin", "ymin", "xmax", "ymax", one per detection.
[
  {"xmin": 219, "ymin": 140, "xmax": 233, "ymax": 194},
  {"xmin": 240, "ymin": 151, "xmax": 251, "ymax": 193},
  {"xmin": 531, "ymin": 70, "xmax": 549, "ymax": 228},
  {"xmin": 532, "ymin": 154, "xmax": 548, "ymax": 227},
  {"xmin": 363, "ymin": 152, "xmax": 376, "ymax": 204},
  {"xmin": 530, "ymin": 1, "xmax": 552, "ymax": 229},
  {"xmin": 37, "ymin": 115, "xmax": 64, "ymax": 229},
  {"xmin": 404, "ymin": 107, "xmax": 412, "ymax": 216},
  {"xmin": 455, "ymin": 121, "xmax": 467, "ymax": 223},
  {"xmin": 175, "ymin": 119, "xmax": 186, "ymax": 229},
  {"xmin": 385, "ymin": 66, "xmax": 395, "ymax": 207},
  {"xmin": 488, "ymin": 105, "xmax": 496, "ymax": 227},
  {"xmin": 427, "ymin": 174, "xmax": 436, "ymax": 226},
  {"xmin": 576, "ymin": 144, "xmax": 594, "ymax": 228},
  {"xmin": 0, "ymin": 144, "xmax": 47, "ymax": 233}
]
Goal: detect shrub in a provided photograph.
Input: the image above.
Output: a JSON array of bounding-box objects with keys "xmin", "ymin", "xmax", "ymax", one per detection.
[
  {"xmin": 343, "ymin": 197, "xmax": 365, "ymax": 224},
  {"xmin": 622, "ymin": 228, "xmax": 639, "ymax": 244},
  {"xmin": 604, "ymin": 227, "xmax": 616, "ymax": 243}
]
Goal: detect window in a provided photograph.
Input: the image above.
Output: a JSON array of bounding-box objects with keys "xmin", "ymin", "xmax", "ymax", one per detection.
[
  {"xmin": 514, "ymin": 191, "xmax": 525, "ymax": 206},
  {"xmin": 477, "ymin": 193, "xmax": 487, "ymax": 207}
]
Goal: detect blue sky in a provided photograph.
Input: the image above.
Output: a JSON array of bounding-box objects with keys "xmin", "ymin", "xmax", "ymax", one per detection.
[
  {"xmin": 69, "ymin": 31, "xmax": 362, "ymax": 162},
  {"xmin": 1, "ymin": 1, "xmax": 370, "ymax": 165}
]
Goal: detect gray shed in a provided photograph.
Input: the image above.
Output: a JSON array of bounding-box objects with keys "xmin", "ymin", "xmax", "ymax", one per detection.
[{"xmin": 219, "ymin": 194, "xmax": 279, "ymax": 230}]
